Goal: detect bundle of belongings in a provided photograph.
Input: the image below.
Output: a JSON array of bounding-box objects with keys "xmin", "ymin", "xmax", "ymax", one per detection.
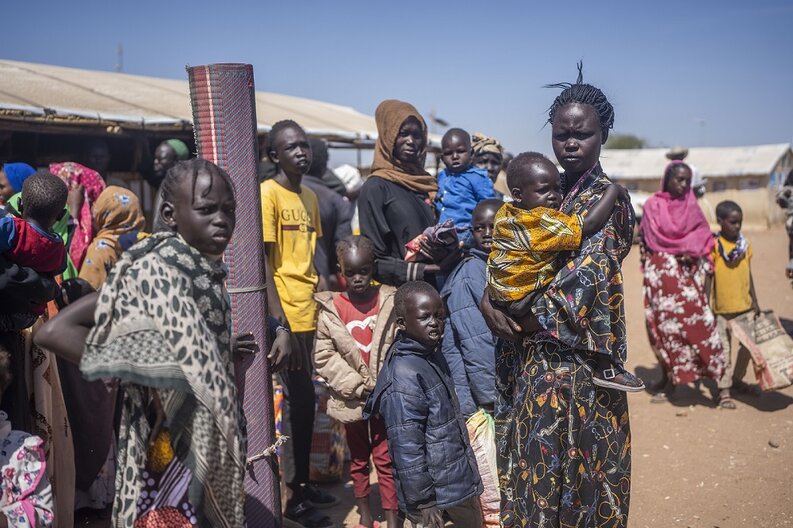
[{"xmin": 404, "ymin": 220, "xmax": 460, "ymax": 262}]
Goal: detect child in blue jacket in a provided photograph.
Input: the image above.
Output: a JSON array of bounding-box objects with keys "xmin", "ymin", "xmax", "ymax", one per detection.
[
  {"xmin": 440, "ymin": 199, "xmax": 502, "ymax": 525},
  {"xmin": 364, "ymin": 281, "xmax": 483, "ymax": 528},
  {"xmin": 435, "ymin": 128, "xmax": 495, "ymax": 231},
  {"xmin": 440, "ymin": 199, "xmax": 501, "ymax": 418}
]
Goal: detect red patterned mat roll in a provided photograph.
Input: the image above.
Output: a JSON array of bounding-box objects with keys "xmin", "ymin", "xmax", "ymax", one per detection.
[{"xmin": 187, "ymin": 63, "xmax": 279, "ymax": 527}]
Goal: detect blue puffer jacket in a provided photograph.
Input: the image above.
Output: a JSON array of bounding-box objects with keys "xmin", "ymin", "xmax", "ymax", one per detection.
[
  {"xmin": 440, "ymin": 248, "xmax": 497, "ymax": 418},
  {"xmin": 363, "ymin": 335, "xmax": 482, "ymax": 512},
  {"xmin": 435, "ymin": 167, "xmax": 495, "ymax": 228}
]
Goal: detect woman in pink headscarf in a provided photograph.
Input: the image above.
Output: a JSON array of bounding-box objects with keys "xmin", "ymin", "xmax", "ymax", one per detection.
[
  {"xmin": 49, "ymin": 162, "xmax": 106, "ymax": 270},
  {"xmin": 641, "ymin": 161, "xmax": 726, "ymax": 402}
]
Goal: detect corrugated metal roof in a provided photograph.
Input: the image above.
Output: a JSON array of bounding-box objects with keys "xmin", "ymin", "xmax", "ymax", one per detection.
[
  {"xmin": 601, "ymin": 143, "xmax": 791, "ymax": 180},
  {"xmin": 0, "ymin": 59, "xmax": 380, "ymax": 142}
]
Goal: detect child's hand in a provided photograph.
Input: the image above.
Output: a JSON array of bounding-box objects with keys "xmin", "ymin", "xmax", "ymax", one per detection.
[
  {"xmin": 232, "ymin": 332, "xmax": 258, "ymax": 361},
  {"xmin": 436, "ymin": 245, "xmax": 463, "ymax": 272},
  {"xmin": 67, "ymin": 183, "xmax": 84, "ymax": 217},
  {"xmin": 420, "ymin": 506, "xmax": 444, "ymax": 528},
  {"xmin": 615, "ymin": 184, "xmax": 631, "ymax": 202},
  {"xmin": 268, "ymin": 328, "xmax": 297, "ymax": 372}
]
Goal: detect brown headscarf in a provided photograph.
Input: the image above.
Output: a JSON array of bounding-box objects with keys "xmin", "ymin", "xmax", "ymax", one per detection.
[
  {"xmin": 371, "ymin": 100, "xmax": 437, "ymax": 197},
  {"xmin": 79, "ymin": 186, "xmax": 145, "ymax": 289}
]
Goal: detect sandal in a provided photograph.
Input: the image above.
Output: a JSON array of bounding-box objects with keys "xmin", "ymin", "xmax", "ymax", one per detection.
[
  {"xmin": 650, "ymin": 392, "xmax": 670, "ymax": 404},
  {"xmin": 718, "ymin": 396, "xmax": 737, "ymax": 410},
  {"xmin": 593, "ymin": 366, "xmax": 646, "ymax": 393}
]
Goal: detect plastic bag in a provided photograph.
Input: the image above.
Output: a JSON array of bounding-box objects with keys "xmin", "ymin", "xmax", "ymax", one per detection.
[
  {"xmin": 466, "ymin": 408, "xmax": 500, "ymax": 527},
  {"xmin": 729, "ymin": 310, "xmax": 793, "ymax": 391}
]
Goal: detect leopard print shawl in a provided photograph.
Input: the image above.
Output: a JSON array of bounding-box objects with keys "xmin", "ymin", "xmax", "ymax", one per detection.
[{"xmin": 81, "ymin": 232, "xmax": 245, "ymax": 528}]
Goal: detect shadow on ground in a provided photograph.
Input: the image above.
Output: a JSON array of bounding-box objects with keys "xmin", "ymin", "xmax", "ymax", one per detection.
[{"xmin": 635, "ymin": 363, "xmax": 793, "ymax": 412}]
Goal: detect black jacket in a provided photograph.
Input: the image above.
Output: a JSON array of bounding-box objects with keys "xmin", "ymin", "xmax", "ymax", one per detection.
[
  {"xmin": 0, "ymin": 255, "xmax": 57, "ymax": 330},
  {"xmin": 363, "ymin": 335, "xmax": 482, "ymax": 512},
  {"xmin": 302, "ymin": 175, "xmax": 353, "ymax": 281},
  {"xmin": 357, "ymin": 177, "xmax": 437, "ymax": 286}
]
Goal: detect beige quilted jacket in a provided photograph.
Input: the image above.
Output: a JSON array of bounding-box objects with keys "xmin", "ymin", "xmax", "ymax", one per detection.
[{"xmin": 313, "ymin": 285, "xmax": 397, "ymax": 423}]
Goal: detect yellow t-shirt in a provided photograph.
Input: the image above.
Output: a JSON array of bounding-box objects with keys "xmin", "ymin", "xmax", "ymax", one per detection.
[
  {"xmin": 260, "ymin": 179, "xmax": 322, "ymax": 332},
  {"xmin": 711, "ymin": 235, "xmax": 753, "ymax": 315}
]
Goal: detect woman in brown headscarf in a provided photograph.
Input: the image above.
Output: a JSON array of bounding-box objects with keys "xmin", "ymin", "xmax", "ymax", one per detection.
[
  {"xmin": 358, "ymin": 100, "xmax": 455, "ymax": 286},
  {"xmin": 79, "ymin": 186, "xmax": 146, "ymax": 289}
]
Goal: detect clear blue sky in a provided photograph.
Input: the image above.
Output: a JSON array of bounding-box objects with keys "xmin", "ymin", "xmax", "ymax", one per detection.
[{"xmin": 3, "ymin": 0, "xmax": 792, "ymax": 158}]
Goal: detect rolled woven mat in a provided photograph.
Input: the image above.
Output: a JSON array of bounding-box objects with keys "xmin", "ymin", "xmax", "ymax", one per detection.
[{"xmin": 187, "ymin": 63, "xmax": 279, "ymax": 527}]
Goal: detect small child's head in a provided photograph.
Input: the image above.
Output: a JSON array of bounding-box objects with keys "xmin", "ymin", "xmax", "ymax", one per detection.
[
  {"xmin": 471, "ymin": 199, "xmax": 502, "ymax": 252},
  {"xmin": 716, "ymin": 200, "xmax": 743, "ymax": 241},
  {"xmin": 20, "ymin": 170, "xmax": 68, "ymax": 231},
  {"xmin": 394, "ymin": 281, "xmax": 445, "ymax": 348},
  {"xmin": 266, "ymin": 120, "xmax": 312, "ymax": 178},
  {"xmin": 663, "ymin": 161, "xmax": 692, "ymax": 199},
  {"xmin": 441, "ymin": 128, "xmax": 473, "ymax": 174},
  {"xmin": 159, "ymin": 159, "xmax": 236, "ymax": 259},
  {"xmin": 336, "ymin": 235, "xmax": 376, "ymax": 298},
  {"xmin": 507, "ymin": 152, "xmax": 562, "ymax": 211}
]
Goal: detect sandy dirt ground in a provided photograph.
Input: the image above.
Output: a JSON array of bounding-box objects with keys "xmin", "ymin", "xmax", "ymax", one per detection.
[{"xmin": 80, "ymin": 226, "xmax": 793, "ymax": 528}]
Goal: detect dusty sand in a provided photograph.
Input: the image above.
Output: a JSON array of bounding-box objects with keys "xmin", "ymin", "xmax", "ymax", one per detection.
[{"xmin": 81, "ymin": 226, "xmax": 793, "ymax": 528}]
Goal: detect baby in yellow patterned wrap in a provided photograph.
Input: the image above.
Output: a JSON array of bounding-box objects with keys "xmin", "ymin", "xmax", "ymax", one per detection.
[{"xmin": 487, "ymin": 152, "xmax": 643, "ymax": 392}]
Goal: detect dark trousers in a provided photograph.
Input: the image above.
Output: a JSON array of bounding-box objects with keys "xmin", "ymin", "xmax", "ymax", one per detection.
[{"xmin": 278, "ymin": 331, "xmax": 316, "ymax": 492}]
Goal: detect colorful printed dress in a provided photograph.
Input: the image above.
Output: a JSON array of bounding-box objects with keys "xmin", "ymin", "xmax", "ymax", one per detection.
[
  {"xmin": 641, "ymin": 246, "xmax": 726, "ymax": 384},
  {"xmin": 0, "ymin": 412, "xmax": 54, "ymax": 527},
  {"xmin": 496, "ymin": 164, "xmax": 633, "ymax": 527}
]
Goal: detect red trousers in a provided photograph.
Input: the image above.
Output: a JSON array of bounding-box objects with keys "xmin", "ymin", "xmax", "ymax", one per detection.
[{"xmin": 344, "ymin": 416, "xmax": 398, "ymax": 510}]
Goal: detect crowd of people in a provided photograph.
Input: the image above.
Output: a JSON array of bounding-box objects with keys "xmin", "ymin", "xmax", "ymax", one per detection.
[{"xmin": 0, "ymin": 64, "xmax": 790, "ymax": 528}]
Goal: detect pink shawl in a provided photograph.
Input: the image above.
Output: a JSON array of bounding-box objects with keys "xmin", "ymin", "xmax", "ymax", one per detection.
[
  {"xmin": 640, "ymin": 163, "xmax": 714, "ymax": 257},
  {"xmin": 49, "ymin": 162, "xmax": 106, "ymax": 269}
]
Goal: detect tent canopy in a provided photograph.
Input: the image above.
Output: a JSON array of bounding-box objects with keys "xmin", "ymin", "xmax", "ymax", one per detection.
[{"xmin": 0, "ymin": 59, "xmax": 380, "ymax": 144}]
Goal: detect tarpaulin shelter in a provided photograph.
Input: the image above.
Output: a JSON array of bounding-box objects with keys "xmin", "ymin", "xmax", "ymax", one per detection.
[
  {"xmin": 0, "ymin": 58, "xmax": 387, "ymax": 219},
  {"xmin": 601, "ymin": 143, "xmax": 793, "ymax": 227},
  {"xmin": 0, "ymin": 59, "xmax": 379, "ymax": 144}
]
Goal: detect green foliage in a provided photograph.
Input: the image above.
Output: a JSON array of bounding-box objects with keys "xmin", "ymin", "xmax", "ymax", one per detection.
[{"xmin": 606, "ymin": 134, "xmax": 646, "ymax": 149}]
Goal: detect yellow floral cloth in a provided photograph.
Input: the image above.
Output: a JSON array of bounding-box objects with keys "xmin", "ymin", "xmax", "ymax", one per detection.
[{"xmin": 487, "ymin": 204, "xmax": 583, "ymax": 302}]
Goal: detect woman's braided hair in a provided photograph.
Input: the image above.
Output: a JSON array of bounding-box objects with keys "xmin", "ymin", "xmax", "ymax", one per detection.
[{"xmin": 545, "ymin": 62, "xmax": 615, "ymax": 144}]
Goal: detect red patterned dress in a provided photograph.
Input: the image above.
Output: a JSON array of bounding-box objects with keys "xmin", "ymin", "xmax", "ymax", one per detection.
[{"xmin": 642, "ymin": 246, "xmax": 726, "ymax": 384}]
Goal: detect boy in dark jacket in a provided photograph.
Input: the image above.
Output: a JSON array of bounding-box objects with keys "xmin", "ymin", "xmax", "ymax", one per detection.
[{"xmin": 364, "ymin": 281, "xmax": 483, "ymax": 528}]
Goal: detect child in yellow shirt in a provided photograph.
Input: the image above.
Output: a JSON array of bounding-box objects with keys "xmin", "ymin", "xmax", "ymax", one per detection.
[{"xmin": 708, "ymin": 200, "xmax": 760, "ymax": 410}]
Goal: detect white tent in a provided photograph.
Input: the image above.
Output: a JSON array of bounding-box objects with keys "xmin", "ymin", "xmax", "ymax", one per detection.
[{"xmin": 0, "ymin": 59, "xmax": 379, "ymax": 144}]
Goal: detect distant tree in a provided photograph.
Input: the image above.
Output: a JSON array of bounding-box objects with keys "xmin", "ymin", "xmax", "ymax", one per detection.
[{"xmin": 606, "ymin": 133, "xmax": 646, "ymax": 149}]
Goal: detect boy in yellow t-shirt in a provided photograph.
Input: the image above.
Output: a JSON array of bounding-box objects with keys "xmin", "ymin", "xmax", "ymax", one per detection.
[
  {"xmin": 708, "ymin": 200, "xmax": 760, "ymax": 410},
  {"xmin": 260, "ymin": 120, "xmax": 337, "ymax": 525}
]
